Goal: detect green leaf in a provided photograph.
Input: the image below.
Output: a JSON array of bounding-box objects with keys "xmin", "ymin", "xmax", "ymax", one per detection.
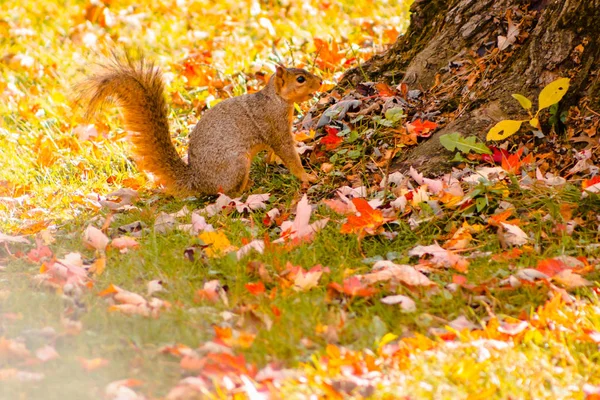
[
  {"xmin": 538, "ymin": 77, "xmax": 570, "ymax": 111},
  {"xmin": 511, "ymin": 94, "xmax": 532, "ymax": 110},
  {"xmin": 450, "ymin": 152, "xmax": 468, "ymax": 163},
  {"xmin": 384, "ymin": 107, "xmax": 405, "ymax": 122},
  {"xmin": 475, "ymin": 196, "xmax": 488, "ymax": 212},
  {"xmin": 439, "ymin": 132, "xmax": 492, "ymax": 154},
  {"xmin": 486, "ymin": 120, "xmax": 524, "ymax": 141}
]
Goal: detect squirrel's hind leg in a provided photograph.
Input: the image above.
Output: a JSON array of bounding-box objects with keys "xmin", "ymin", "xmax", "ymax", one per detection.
[{"xmin": 224, "ymin": 155, "xmax": 252, "ymax": 196}]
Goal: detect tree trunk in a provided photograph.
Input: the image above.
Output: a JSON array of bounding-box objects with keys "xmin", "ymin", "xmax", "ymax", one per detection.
[{"xmin": 341, "ymin": 0, "xmax": 600, "ymax": 175}]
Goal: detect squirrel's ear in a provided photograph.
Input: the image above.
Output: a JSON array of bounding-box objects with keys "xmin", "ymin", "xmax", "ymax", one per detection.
[{"xmin": 275, "ymin": 65, "xmax": 285, "ymax": 78}]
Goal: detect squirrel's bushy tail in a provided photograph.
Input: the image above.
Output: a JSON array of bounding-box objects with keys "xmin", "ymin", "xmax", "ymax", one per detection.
[{"xmin": 79, "ymin": 53, "xmax": 194, "ymax": 194}]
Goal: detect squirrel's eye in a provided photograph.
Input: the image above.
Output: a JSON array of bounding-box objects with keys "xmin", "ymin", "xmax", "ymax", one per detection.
[{"xmin": 296, "ymin": 76, "xmax": 306, "ymax": 83}]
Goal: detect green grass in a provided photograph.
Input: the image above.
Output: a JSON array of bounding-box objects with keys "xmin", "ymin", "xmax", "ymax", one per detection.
[{"xmin": 2, "ymin": 0, "xmax": 600, "ymax": 398}]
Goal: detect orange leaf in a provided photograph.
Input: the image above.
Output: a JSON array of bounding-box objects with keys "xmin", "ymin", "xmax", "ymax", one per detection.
[
  {"xmin": 375, "ymin": 82, "xmax": 395, "ymax": 98},
  {"xmin": 97, "ymin": 283, "xmax": 119, "ymax": 297},
  {"xmin": 78, "ymin": 357, "xmax": 109, "ymax": 371},
  {"xmin": 180, "ymin": 356, "xmax": 204, "ymax": 371},
  {"xmin": 536, "ymin": 258, "xmax": 568, "ymax": 277},
  {"xmin": 328, "ymin": 276, "xmax": 377, "ymax": 298},
  {"xmin": 488, "ymin": 209, "xmax": 513, "ymax": 226},
  {"xmin": 501, "ymin": 147, "xmax": 533, "ymax": 174},
  {"xmin": 583, "ymin": 176, "xmax": 600, "ymax": 189},
  {"xmin": 407, "ymin": 119, "xmax": 438, "ymax": 137},
  {"xmin": 340, "ymin": 198, "xmax": 384, "ymax": 236},
  {"xmin": 245, "ymin": 281, "xmax": 266, "ymax": 296}
]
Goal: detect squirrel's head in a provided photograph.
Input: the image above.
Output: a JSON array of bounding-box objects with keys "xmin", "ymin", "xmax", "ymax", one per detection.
[{"xmin": 273, "ymin": 66, "xmax": 322, "ymax": 103}]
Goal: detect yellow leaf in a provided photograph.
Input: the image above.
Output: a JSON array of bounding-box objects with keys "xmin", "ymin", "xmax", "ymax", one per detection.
[
  {"xmin": 511, "ymin": 94, "xmax": 532, "ymax": 110},
  {"xmin": 538, "ymin": 77, "xmax": 570, "ymax": 111},
  {"xmin": 90, "ymin": 257, "xmax": 106, "ymax": 276},
  {"xmin": 529, "ymin": 118, "xmax": 539, "ymax": 128},
  {"xmin": 294, "ymin": 129, "xmax": 316, "ymax": 142},
  {"xmin": 198, "ymin": 231, "xmax": 237, "ymax": 257},
  {"xmin": 377, "ymin": 332, "xmax": 398, "ymax": 351},
  {"xmin": 486, "ymin": 120, "xmax": 523, "ymax": 141}
]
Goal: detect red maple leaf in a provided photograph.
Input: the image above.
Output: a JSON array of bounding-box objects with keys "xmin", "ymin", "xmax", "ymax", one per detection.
[
  {"xmin": 583, "ymin": 176, "xmax": 600, "ymax": 189},
  {"xmin": 536, "ymin": 258, "xmax": 568, "ymax": 277},
  {"xmin": 321, "ymin": 126, "xmax": 343, "ymax": 150},
  {"xmin": 245, "ymin": 281, "xmax": 266, "ymax": 295}
]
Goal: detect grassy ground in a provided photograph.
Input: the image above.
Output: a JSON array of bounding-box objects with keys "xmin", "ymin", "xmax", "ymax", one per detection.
[{"xmin": 2, "ymin": 0, "xmax": 600, "ymax": 399}]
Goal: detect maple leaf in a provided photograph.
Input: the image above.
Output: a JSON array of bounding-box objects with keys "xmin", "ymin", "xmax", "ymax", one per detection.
[
  {"xmin": 83, "ymin": 225, "xmax": 109, "ymax": 251},
  {"xmin": 313, "ymin": 38, "xmax": 346, "ymax": 70},
  {"xmin": 553, "ymin": 269, "xmax": 591, "ymax": 289},
  {"xmin": 328, "ymin": 276, "xmax": 377, "ymax": 298},
  {"xmin": 340, "ymin": 198, "xmax": 385, "ymax": 237},
  {"xmin": 111, "ymin": 236, "xmax": 139, "ymax": 253},
  {"xmin": 236, "ymin": 239, "xmax": 265, "ymax": 260},
  {"xmin": 320, "ymin": 126, "xmax": 343, "ymax": 150},
  {"xmin": 408, "ymin": 244, "xmax": 469, "ymax": 272},
  {"xmin": 198, "ymin": 231, "xmax": 237, "ymax": 257},
  {"xmin": 500, "ymin": 147, "xmax": 534, "ymax": 174},
  {"xmin": 78, "ymin": 357, "xmax": 109, "ymax": 371},
  {"xmin": 245, "ymin": 281, "xmax": 266, "ymax": 296},
  {"xmin": 195, "ymin": 280, "xmax": 228, "ymax": 305},
  {"xmin": 293, "ymin": 268, "xmax": 324, "ymax": 292},
  {"xmin": 361, "ymin": 260, "xmax": 436, "ymax": 287},
  {"xmin": 235, "ymin": 193, "xmax": 270, "ymax": 213},
  {"xmin": 105, "ymin": 379, "xmax": 145, "ymax": 400},
  {"xmin": 39, "ymin": 252, "xmax": 89, "ymax": 288},
  {"xmin": 27, "ymin": 243, "xmax": 53, "ymax": 263},
  {"xmin": 406, "ymin": 119, "xmax": 438, "ymax": 137},
  {"xmin": 276, "ymin": 195, "xmax": 328, "ymax": 243},
  {"xmin": 375, "ymin": 82, "xmax": 396, "ymax": 98},
  {"xmin": 499, "ymin": 222, "xmax": 528, "ymax": 246},
  {"xmin": 380, "ymin": 295, "xmax": 416, "ymax": 312},
  {"xmin": 35, "ymin": 345, "xmax": 59, "ymax": 362}
]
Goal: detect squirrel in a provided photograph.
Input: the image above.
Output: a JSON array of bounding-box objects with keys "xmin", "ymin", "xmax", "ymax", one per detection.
[{"xmin": 80, "ymin": 54, "xmax": 322, "ymax": 196}]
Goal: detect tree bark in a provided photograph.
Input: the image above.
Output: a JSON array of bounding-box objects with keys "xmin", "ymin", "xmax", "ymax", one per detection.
[{"xmin": 341, "ymin": 0, "xmax": 600, "ymax": 175}]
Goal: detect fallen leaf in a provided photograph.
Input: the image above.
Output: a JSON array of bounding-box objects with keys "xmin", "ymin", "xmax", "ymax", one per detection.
[
  {"xmin": 408, "ymin": 244, "xmax": 469, "ymax": 272},
  {"xmin": 245, "ymin": 281, "xmax": 266, "ymax": 296},
  {"xmin": 35, "ymin": 345, "xmax": 59, "ymax": 362},
  {"xmin": 147, "ymin": 280, "xmax": 165, "ymax": 296},
  {"xmin": 362, "ymin": 260, "xmax": 436, "ymax": 287},
  {"xmin": 340, "ymin": 198, "xmax": 385, "ymax": 237},
  {"xmin": 83, "ymin": 225, "xmax": 109, "ymax": 251},
  {"xmin": 198, "ymin": 231, "xmax": 237, "ymax": 257},
  {"xmin": 380, "ymin": 295, "xmax": 416, "ymax": 312},
  {"xmin": 553, "ymin": 269, "xmax": 591, "ymax": 289},
  {"xmin": 328, "ymin": 276, "xmax": 377, "ymax": 298},
  {"xmin": 111, "ymin": 236, "xmax": 139, "ymax": 252},
  {"xmin": 293, "ymin": 268, "xmax": 323, "ymax": 292},
  {"xmin": 499, "ymin": 222, "xmax": 528, "ymax": 246},
  {"xmin": 277, "ymin": 195, "xmax": 328, "ymax": 243},
  {"xmin": 79, "ymin": 357, "xmax": 109, "ymax": 371}
]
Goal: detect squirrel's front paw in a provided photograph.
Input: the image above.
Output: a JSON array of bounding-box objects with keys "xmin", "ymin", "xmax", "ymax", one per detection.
[{"xmin": 301, "ymin": 173, "xmax": 318, "ymax": 183}]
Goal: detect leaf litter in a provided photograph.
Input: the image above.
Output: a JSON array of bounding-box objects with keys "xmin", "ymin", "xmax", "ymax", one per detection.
[{"xmin": 1, "ymin": 0, "xmax": 600, "ymax": 398}]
